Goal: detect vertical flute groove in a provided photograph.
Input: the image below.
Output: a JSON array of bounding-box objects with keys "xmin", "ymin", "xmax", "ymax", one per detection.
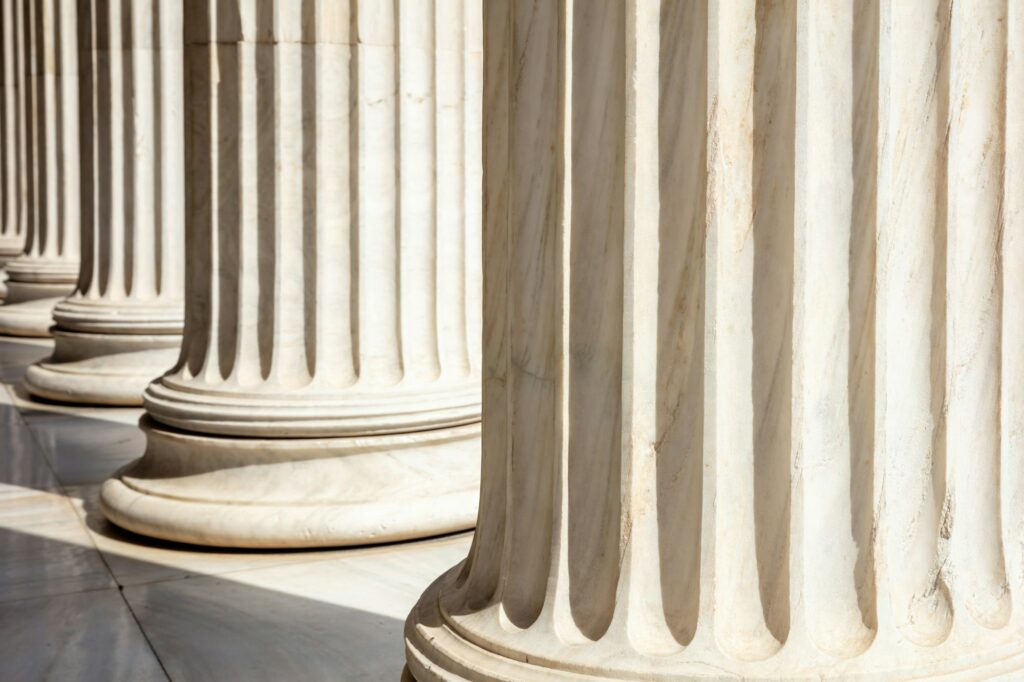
[
  {"xmin": 416, "ymin": 1, "xmax": 1022, "ymax": 677},
  {"xmin": 1003, "ymin": 0, "xmax": 1024, "ymax": 623},
  {"xmin": 400, "ymin": 0, "xmax": 440, "ymax": 384},
  {"xmin": 945, "ymin": 0, "xmax": 1010, "ymax": 629},
  {"xmin": 0, "ymin": 0, "xmax": 24, "ymax": 255},
  {"xmin": 164, "ymin": 0, "xmax": 481, "ymax": 437},
  {"xmin": 5, "ymin": 0, "xmax": 79, "ymax": 276}
]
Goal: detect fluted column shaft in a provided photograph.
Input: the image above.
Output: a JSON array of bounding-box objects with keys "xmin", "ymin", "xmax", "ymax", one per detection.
[
  {"xmin": 0, "ymin": 0, "xmax": 27, "ymax": 286},
  {"xmin": 0, "ymin": 0, "xmax": 80, "ymax": 335},
  {"xmin": 138, "ymin": 0, "xmax": 482, "ymax": 436},
  {"xmin": 101, "ymin": 0, "xmax": 483, "ymax": 548},
  {"xmin": 24, "ymin": 0, "xmax": 185, "ymax": 405},
  {"xmin": 72, "ymin": 0, "xmax": 185, "ymax": 320},
  {"xmin": 405, "ymin": 1, "xmax": 1024, "ymax": 679}
]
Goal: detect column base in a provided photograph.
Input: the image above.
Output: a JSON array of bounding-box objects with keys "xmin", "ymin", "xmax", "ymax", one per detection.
[
  {"xmin": 405, "ymin": 569, "xmax": 1024, "ymax": 682},
  {"xmin": 3, "ymin": 256, "xmax": 78, "ymax": 303},
  {"xmin": 100, "ymin": 416, "xmax": 481, "ymax": 548},
  {"xmin": 145, "ymin": 374, "xmax": 482, "ymax": 438},
  {"xmin": 0, "ymin": 256, "xmax": 78, "ymax": 336},
  {"xmin": 24, "ymin": 330, "xmax": 180, "ymax": 405},
  {"xmin": 0, "ymin": 237, "xmax": 23, "ymax": 303},
  {"xmin": 0, "ymin": 296, "xmax": 64, "ymax": 336}
]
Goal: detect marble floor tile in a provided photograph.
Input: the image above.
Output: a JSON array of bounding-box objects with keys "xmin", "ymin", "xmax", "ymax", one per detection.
[
  {"xmin": 22, "ymin": 408, "xmax": 146, "ymax": 486},
  {"xmin": 0, "ymin": 488, "xmax": 114, "ymax": 602},
  {"xmin": 123, "ymin": 536, "xmax": 471, "ymax": 682},
  {"xmin": 0, "ymin": 588, "xmax": 168, "ymax": 682},
  {"xmin": 0, "ymin": 337, "xmax": 52, "ymax": 383},
  {"xmin": 0, "ymin": 338, "xmax": 478, "ymax": 681},
  {"xmin": 0, "ymin": 384, "xmax": 60, "ymax": 491}
]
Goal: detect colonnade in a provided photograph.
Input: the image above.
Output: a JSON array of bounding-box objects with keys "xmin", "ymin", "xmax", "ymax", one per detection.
[
  {"xmin": 24, "ymin": 0, "xmax": 186, "ymax": 404},
  {"xmin": 0, "ymin": 1, "xmax": 25, "ymax": 296},
  {"xmin": 0, "ymin": 0, "xmax": 79, "ymax": 333},
  {"xmin": 0, "ymin": 0, "xmax": 1021, "ymax": 679}
]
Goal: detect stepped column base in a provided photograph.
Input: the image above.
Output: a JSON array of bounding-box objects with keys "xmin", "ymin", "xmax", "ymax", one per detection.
[
  {"xmin": 24, "ymin": 300, "xmax": 183, "ymax": 405},
  {"xmin": 24, "ymin": 333, "xmax": 179, "ymax": 405},
  {"xmin": 0, "ymin": 236, "xmax": 24, "ymax": 302},
  {"xmin": 100, "ymin": 417, "xmax": 481, "ymax": 548},
  {"xmin": 0, "ymin": 258, "xmax": 80, "ymax": 336},
  {"xmin": 0, "ymin": 297, "xmax": 64, "ymax": 336},
  {"xmin": 405, "ymin": 571, "xmax": 1024, "ymax": 682}
]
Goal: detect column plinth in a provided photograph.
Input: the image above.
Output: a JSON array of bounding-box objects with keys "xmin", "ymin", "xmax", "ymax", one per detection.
[
  {"xmin": 0, "ymin": 0, "xmax": 80, "ymax": 336},
  {"xmin": 100, "ymin": 0, "xmax": 483, "ymax": 548},
  {"xmin": 25, "ymin": 1, "xmax": 185, "ymax": 405},
  {"xmin": 406, "ymin": 1, "xmax": 1024, "ymax": 679},
  {"xmin": 101, "ymin": 417, "xmax": 479, "ymax": 548}
]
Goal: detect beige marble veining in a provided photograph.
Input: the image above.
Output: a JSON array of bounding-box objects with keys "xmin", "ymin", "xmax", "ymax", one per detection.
[{"xmin": 406, "ymin": 0, "xmax": 1024, "ymax": 679}]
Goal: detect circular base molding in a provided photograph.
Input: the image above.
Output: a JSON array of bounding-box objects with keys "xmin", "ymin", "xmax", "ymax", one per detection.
[
  {"xmin": 24, "ymin": 330, "xmax": 181, "ymax": 405},
  {"xmin": 0, "ymin": 239, "xmax": 22, "ymax": 304},
  {"xmin": 405, "ymin": 569, "xmax": 1024, "ymax": 682},
  {"xmin": 51, "ymin": 298, "xmax": 184, "ymax": 335},
  {"xmin": 0, "ymin": 296, "xmax": 64, "ymax": 336},
  {"xmin": 3, "ymin": 256, "xmax": 79, "ymax": 286},
  {"xmin": 0, "ymin": 236, "xmax": 24, "ymax": 266},
  {"xmin": 100, "ymin": 417, "xmax": 481, "ymax": 548},
  {"xmin": 145, "ymin": 375, "xmax": 482, "ymax": 438}
]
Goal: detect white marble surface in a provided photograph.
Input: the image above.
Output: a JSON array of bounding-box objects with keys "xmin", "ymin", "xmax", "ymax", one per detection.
[
  {"xmin": 0, "ymin": 0, "xmax": 80, "ymax": 335},
  {"xmin": 0, "ymin": 0, "xmax": 26, "ymax": 275},
  {"xmin": 407, "ymin": 1, "xmax": 1024, "ymax": 680},
  {"xmin": 101, "ymin": 0, "xmax": 485, "ymax": 549},
  {"xmin": 24, "ymin": 0, "xmax": 186, "ymax": 406},
  {"xmin": 0, "ymin": 336, "xmax": 473, "ymax": 681},
  {"xmin": 124, "ymin": 537, "xmax": 469, "ymax": 682}
]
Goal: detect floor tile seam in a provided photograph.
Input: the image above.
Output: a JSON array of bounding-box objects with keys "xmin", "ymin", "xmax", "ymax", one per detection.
[
  {"xmin": 116, "ymin": 586, "xmax": 174, "ymax": 681},
  {"xmin": 112, "ymin": 550, "xmax": 366, "ymax": 590},
  {"xmin": 0, "ymin": 581, "xmax": 118, "ymax": 607},
  {"xmin": 5, "ymin": 381, "xmax": 67, "ymax": 489},
  {"xmin": 8, "ymin": 381, "xmax": 127, "ymax": 594},
  {"xmin": 5, "ymin": 363, "xmax": 170, "ymax": 679}
]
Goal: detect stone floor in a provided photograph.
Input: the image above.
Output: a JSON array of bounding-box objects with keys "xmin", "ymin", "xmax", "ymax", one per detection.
[{"xmin": 0, "ymin": 336, "xmax": 471, "ymax": 682}]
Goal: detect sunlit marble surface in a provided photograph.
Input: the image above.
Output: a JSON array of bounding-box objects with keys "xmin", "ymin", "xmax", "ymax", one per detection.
[{"xmin": 0, "ymin": 336, "xmax": 472, "ymax": 681}]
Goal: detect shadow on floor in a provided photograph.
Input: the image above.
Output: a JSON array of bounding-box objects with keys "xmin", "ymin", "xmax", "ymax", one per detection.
[
  {"xmin": 0, "ymin": 525, "xmax": 410, "ymax": 681},
  {"xmin": 0, "ymin": 337, "xmax": 444, "ymax": 682}
]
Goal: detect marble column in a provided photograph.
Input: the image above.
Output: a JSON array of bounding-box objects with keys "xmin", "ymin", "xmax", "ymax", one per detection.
[
  {"xmin": 100, "ymin": 0, "xmax": 483, "ymax": 548},
  {"xmin": 0, "ymin": 0, "xmax": 28, "ymax": 299},
  {"xmin": 24, "ymin": 1, "xmax": 185, "ymax": 405},
  {"xmin": 405, "ymin": 0, "xmax": 1024, "ymax": 679},
  {"xmin": 0, "ymin": 0, "xmax": 80, "ymax": 336}
]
